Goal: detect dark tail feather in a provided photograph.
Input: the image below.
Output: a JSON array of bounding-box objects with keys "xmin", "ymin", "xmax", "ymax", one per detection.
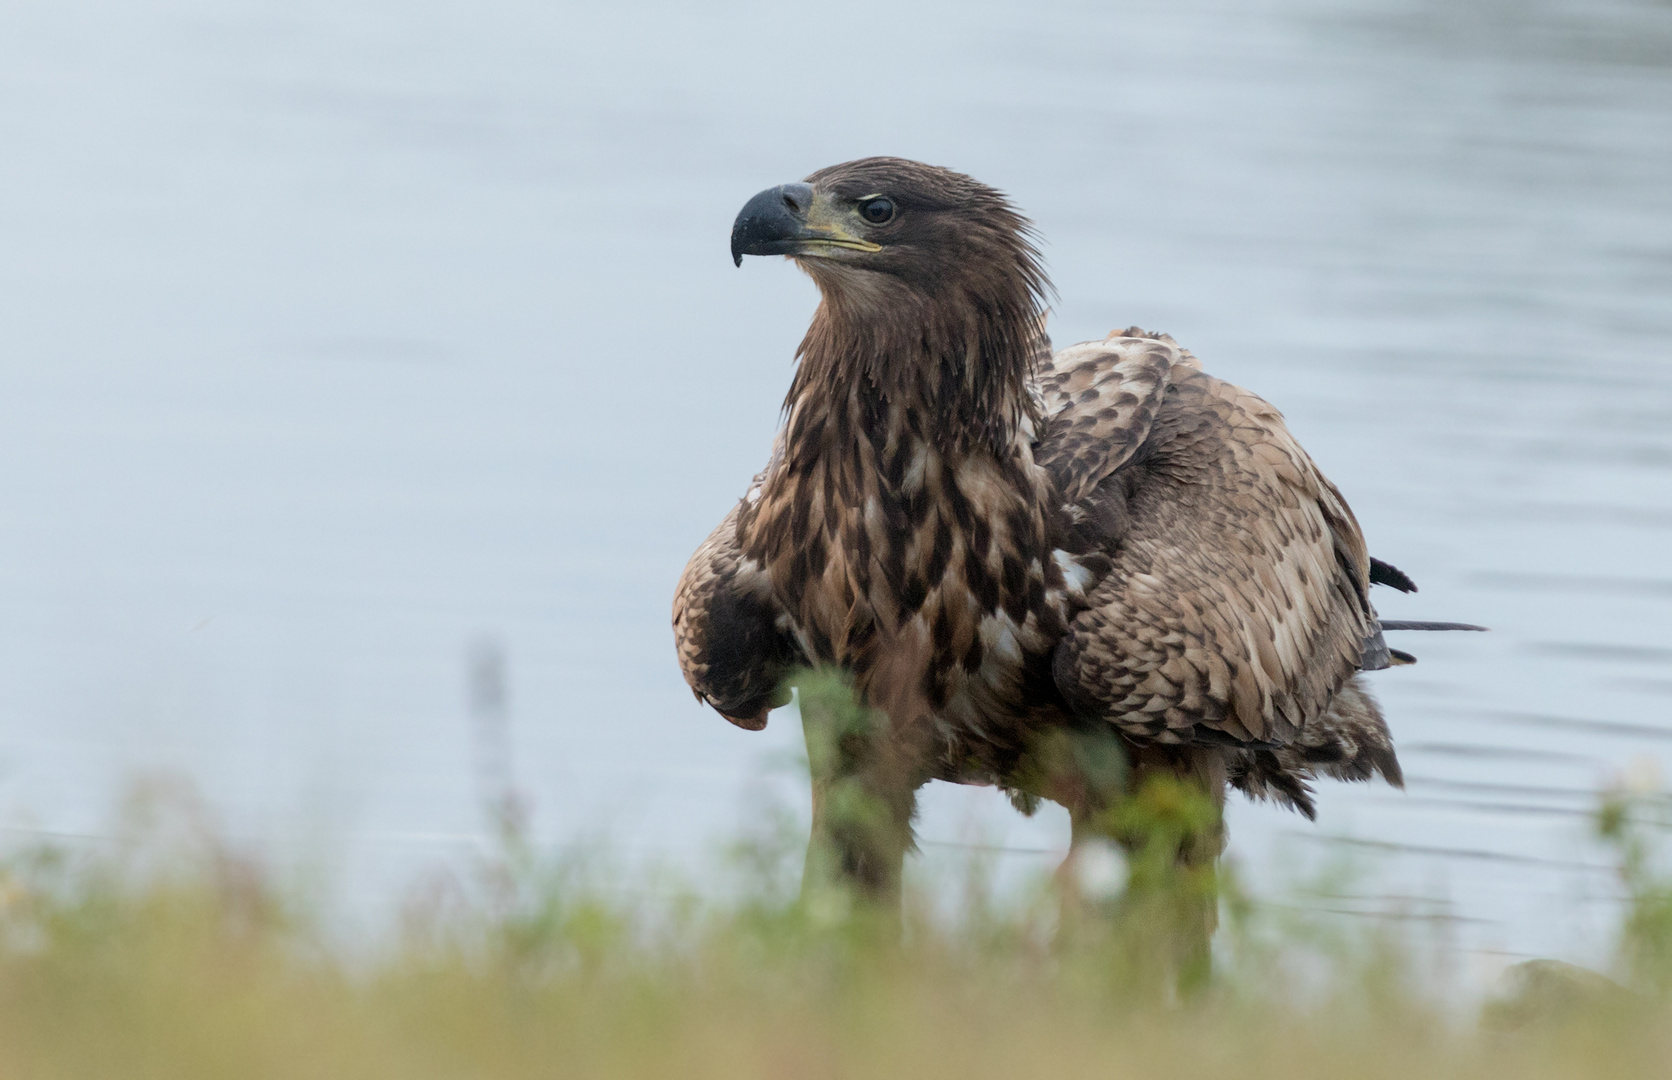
[
  {"xmin": 1370, "ymin": 557, "xmax": 1418, "ymax": 593},
  {"xmin": 1380, "ymin": 620, "xmax": 1489, "ymax": 632},
  {"xmin": 1228, "ymin": 748, "xmax": 1318, "ymax": 820}
]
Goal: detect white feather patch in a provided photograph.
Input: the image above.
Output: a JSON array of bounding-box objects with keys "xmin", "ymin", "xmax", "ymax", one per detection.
[
  {"xmin": 978, "ymin": 611, "xmax": 1025, "ymax": 667},
  {"xmin": 1052, "ymin": 550, "xmax": 1095, "ymax": 597}
]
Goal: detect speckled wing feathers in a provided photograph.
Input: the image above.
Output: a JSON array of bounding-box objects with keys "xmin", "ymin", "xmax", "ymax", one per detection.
[
  {"xmin": 1040, "ymin": 329, "xmax": 1389, "ymax": 777},
  {"xmin": 1033, "ymin": 331, "xmax": 1194, "ymax": 505}
]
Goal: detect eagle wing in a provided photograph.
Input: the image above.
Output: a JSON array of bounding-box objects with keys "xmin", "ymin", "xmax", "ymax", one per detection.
[
  {"xmin": 1038, "ymin": 330, "xmax": 1390, "ymax": 769},
  {"xmin": 1033, "ymin": 329, "xmax": 1196, "ymax": 504},
  {"xmin": 673, "ymin": 491, "xmax": 802, "ymax": 731}
]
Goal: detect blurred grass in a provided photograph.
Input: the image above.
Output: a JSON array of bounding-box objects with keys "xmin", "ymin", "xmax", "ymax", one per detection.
[{"xmin": 2, "ymin": 749, "xmax": 1672, "ymax": 1077}]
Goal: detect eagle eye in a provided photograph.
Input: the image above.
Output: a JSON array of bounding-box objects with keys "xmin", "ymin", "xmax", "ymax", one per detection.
[{"xmin": 857, "ymin": 197, "xmax": 895, "ymax": 225}]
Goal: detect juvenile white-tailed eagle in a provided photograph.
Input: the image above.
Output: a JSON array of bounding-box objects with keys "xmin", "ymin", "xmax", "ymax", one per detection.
[{"xmin": 673, "ymin": 158, "xmax": 1478, "ymax": 915}]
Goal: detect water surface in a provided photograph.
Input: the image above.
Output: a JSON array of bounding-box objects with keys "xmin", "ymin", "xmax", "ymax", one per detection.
[{"xmin": 1, "ymin": 0, "xmax": 1670, "ymax": 966}]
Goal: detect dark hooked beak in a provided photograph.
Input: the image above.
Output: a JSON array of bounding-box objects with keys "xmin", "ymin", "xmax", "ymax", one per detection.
[
  {"xmin": 730, "ymin": 183, "xmax": 815, "ymax": 267},
  {"xmin": 729, "ymin": 182, "xmax": 882, "ymax": 267}
]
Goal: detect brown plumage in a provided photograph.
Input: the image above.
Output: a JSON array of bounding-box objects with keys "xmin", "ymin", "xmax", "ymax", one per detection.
[{"xmin": 674, "ymin": 158, "xmax": 1463, "ymax": 913}]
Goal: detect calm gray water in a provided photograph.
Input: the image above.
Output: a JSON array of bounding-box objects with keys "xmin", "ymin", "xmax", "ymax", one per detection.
[{"xmin": 2, "ymin": 0, "xmax": 1670, "ymax": 970}]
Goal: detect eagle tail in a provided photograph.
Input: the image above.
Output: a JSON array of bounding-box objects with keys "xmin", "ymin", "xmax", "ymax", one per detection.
[
  {"xmin": 1379, "ymin": 620, "xmax": 1489, "ymax": 632},
  {"xmin": 1369, "ymin": 557, "xmax": 1418, "ymax": 593}
]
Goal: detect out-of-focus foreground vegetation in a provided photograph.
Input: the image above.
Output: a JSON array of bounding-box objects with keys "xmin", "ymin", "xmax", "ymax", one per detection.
[{"xmin": 4, "ymin": 743, "xmax": 1672, "ymax": 1077}]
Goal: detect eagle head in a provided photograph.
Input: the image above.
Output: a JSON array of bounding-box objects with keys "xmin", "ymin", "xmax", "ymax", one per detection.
[
  {"xmin": 730, "ymin": 157, "xmax": 1047, "ymax": 316},
  {"xmin": 732, "ymin": 158, "xmax": 1051, "ymax": 452}
]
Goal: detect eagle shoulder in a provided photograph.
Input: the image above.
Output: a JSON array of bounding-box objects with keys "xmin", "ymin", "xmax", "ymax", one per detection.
[
  {"xmin": 1032, "ymin": 328, "xmax": 1196, "ymax": 505},
  {"xmin": 1048, "ymin": 335, "xmax": 1381, "ymax": 753},
  {"xmin": 673, "ymin": 502, "xmax": 801, "ymax": 730}
]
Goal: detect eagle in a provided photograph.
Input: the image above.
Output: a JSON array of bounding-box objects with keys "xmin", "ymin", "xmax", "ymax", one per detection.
[{"xmin": 673, "ymin": 157, "xmax": 1478, "ymax": 922}]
